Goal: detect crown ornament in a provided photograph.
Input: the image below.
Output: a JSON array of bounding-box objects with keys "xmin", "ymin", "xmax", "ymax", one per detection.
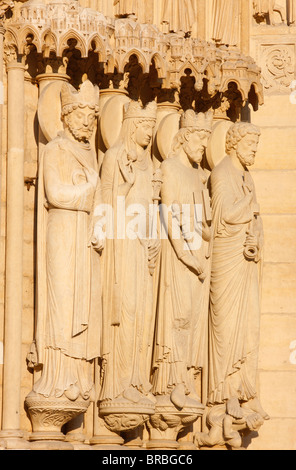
[
  {"xmin": 180, "ymin": 109, "xmax": 213, "ymax": 132},
  {"xmin": 61, "ymin": 78, "xmax": 100, "ymax": 110},
  {"xmin": 123, "ymin": 100, "xmax": 157, "ymax": 121}
]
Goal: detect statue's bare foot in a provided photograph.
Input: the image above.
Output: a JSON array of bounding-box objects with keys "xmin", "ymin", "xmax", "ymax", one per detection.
[
  {"xmin": 242, "ymin": 397, "xmax": 270, "ymax": 420},
  {"xmin": 226, "ymin": 397, "xmax": 243, "ymax": 420},
  {"xmin": 123, "ymin": 387, "xmax": 142, "ymax": 403},
  {"xmin": 170, "ymin": 384, "xmax": 187, "ymax": 409}
]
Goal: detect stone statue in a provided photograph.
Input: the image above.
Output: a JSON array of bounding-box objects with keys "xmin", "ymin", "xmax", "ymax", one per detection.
[
  {"xmin": 199, "ymin": 122, "xmax": 269, "ymax": 448},
  {"xmin": 99, "ymin": 100, "xmax": 160, "ymax": 432},
  {"xmin": 25, "ymin": 80, "xmax": 103, "ymax": 445},
  {"xmin": 148, "ymin": 110, "xmax": 213, "ymax": 446},
  {"xmin": 195, "ymin": 404, "xmax": 265, "ymax": 449},
  {"xmin": 211, "ymin": 0, "xmax": 240, "ymax": 46},
  {"xmin": 114, "ymin": 0, "xmax": 139, "ymax": 19},
  {"xmin": 161, "ymin": 0, "xmax": 195, "ymax": 35},
  {"xmin": 253, "ymin": 0, "xmax": 286, "ymax": 24}
]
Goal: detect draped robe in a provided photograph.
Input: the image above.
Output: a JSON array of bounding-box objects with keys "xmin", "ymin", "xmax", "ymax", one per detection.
[
  {"xmin": 114, "ymin": 0, "xmax": 138, "ymax": 16},
  {"xmin": 212, "ymin": 0, "xmax": 240, "ymax": 46},
  {"xmin": 161, "ymin": 0, "xmax": 195, "ymax": 33},
  {"xmin": 34, "ymin": 132, "xmax": 102, "ymax": 399},
  {"xmin": 152, "ymin": 156, "xmax": 211, "ymax": 396},
  {"xmin": 99, "ymin": 143, "xmax": 155, "ymax": 401},
  {"xmin": 208, "ymin": 156, "xmax": 263, "ymax": 405}
]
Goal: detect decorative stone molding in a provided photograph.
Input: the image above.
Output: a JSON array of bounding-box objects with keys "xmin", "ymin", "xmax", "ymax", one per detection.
[
  {"xmin": 4, "ymin": 0, "xmax": 263, "ymax": 111},
  {"xmin": 261, "ymin": 43, "xmax": 295, "ymax": 92}
]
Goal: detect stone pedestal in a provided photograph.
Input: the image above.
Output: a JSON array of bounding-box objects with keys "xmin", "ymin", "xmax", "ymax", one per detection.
[
  {"xmin": 90, "ymin": 416, "xmax": 124, "ymax": 449},
  {"xmin": 25, "ymin": 392, "xmax": 90, "ymax": 450},
  {"xmin": 100, "ymin": 396, "xmax": 155, "ymax": 433},
  {"xmin": 146, "ymin": 395, "xmax": 204, "ymax": 450}
]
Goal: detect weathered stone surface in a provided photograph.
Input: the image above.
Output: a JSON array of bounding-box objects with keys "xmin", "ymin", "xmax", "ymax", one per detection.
[{"xmin": 0, "ymin": 0, "xmax": 295, "ymax": 451}]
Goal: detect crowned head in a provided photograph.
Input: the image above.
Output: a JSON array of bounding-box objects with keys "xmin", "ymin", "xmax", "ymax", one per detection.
[
  {"xmin": 123, "ymin": 100, "xmax": 157, "ymax": 122},
  {"xmin": 61, "ymin": 79, "xmax": 100, "ymax": 144},
  {"xmin": 121, "ymin": 100, "xmax": 157, "ymax": 151},
  {"xmin": 180, "ymin": 109, "xmax": 213, "ymax": 132},
  {"xmin": 61, "ymin": 79, "xmax": 100, "ymax": 113},
  {"xmin": 171, "ymin": 109, "xmax": 213, "ymax": 165}
]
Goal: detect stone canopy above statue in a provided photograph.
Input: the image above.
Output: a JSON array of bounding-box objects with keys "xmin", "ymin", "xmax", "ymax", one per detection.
[{"xmin": 4, "ymin": 0, "xmax": 263, "ymax": 119}]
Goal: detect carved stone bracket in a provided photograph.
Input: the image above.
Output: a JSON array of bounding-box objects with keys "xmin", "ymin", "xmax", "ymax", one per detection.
[
  {"xmin": 146, "ymin": 396, "xmax": 204, "ymax": 450},
  {"xmin": 99, "ymin": 397, "xmax": 155, "ymax": 433}
]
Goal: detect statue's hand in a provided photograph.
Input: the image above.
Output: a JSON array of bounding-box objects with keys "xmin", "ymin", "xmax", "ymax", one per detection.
[
  {"xmin": 244, "ymin": 232, "xmax": 258, "ymax": 248},
  {"xmin": 242, "ymin": 183, "xmax": 253, "ymax": 203},
  {"xmin": 148, "ymin": 238, "xmax": 161, "ymax": 274},
  {"xmin": 148, "ymin": 238, "xmax": 161, "ymax": 260},
  {"xmin": 84, "ymin": 167, "xmax": 98, "ymax": 189},
  {"xmin": 119, "ymin": 159, "xmax": 136, "ymax": 187},
  {"xmin": 91, "ymin": 236, "xmax": 105, "ymax": 252}
]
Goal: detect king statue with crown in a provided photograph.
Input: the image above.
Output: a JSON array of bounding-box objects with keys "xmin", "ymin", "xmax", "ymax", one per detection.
[
  {"xmin": 25, "ymin": 80, "xmax": 103, "ymax": 446},
  {"xmin": 148, "ymin": 109, "xmax": 213, "ymax": 442}
]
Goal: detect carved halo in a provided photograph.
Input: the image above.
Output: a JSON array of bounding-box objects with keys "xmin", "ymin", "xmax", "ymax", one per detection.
[
  {"xmin": 38, "ymin": 80, "xmax": 65, "ymax": 142},
  {"xmin": 206, "ymin": 120, "xmax": 233, "ymax": 170},
  {"xmin": 100, "ymin": 93, "xmax": 131, "ymax": 149}
]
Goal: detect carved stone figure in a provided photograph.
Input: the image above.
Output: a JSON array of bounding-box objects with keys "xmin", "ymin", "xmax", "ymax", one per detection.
[
  {"xmin": 99, "ymin": 100, "xmax": 160, "ymax": 432},
  {"xmin": 253, "ymin": 0, "xmax": 286, "ymax": 24},
  {"xmin": 195, "ymin": 404, "xmax": 265, "ymax": 449},
  {"xmin": 161, "ymin": 0, "xmax": 195, "ymax": 35},
  {"xmin": 211, "ymin": 0, "xmax": 240, "ymax": 46},
  {"xmin": 114, "ymin": 0, "xmax": 139, "ymax": 18},
  {"xmin": 148, "ymin": 110, "xmax": 213, "ymax": 447},
  {"xmin": 25, "ymin": 80, "xmax": 102, "ymax": 446},
  {"xmin": 202, "ymin": 122, "xmax": 269, "ymax": 447}
]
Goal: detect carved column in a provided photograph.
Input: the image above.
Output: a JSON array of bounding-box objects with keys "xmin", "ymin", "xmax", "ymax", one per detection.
[
  {"xmin": 0, "ymin": 24, "xmax": 5, "ymax": 450},
  {"xmin": 0, "ymin": 24, "xmax": 5, "ymax": 238},
  {"xmin": 0, "ymin": 57, "xmax": 29, "ymax": 449}
]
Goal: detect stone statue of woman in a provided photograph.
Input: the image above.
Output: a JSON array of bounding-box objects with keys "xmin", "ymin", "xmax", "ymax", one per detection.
[
  {"xmin": 98, "ymin": 100, "xmax": 160, "ymax": 432},
  {"xmin": 25, "ymin": 80, "xmax": 103, "ymax": 447}
]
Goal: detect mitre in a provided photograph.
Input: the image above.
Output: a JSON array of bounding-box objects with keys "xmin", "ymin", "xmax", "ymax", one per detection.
[
  {"xmin": 61, "ymin": 79, "xmax": 100, "ymax": 109},
  {"xmin": 180, "ymin": 109, "xmax": 213, "ymax": 132},
  {"xmin": 123, "ymin": 100, "xmax": 157, "ymax": 121}
]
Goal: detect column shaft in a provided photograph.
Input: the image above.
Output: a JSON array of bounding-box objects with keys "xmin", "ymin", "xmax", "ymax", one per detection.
[{"xmin": 2, "ymin": 61, "xmax": 25, "ymax": 433}]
